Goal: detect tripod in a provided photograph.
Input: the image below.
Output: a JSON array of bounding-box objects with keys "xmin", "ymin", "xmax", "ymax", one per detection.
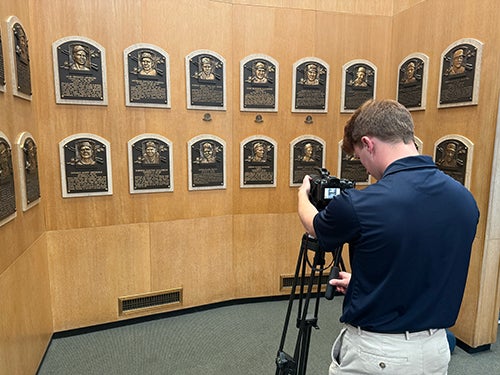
[{"xmin": 275, "ymin": 233, "xmax": 344, "ymax": 375}]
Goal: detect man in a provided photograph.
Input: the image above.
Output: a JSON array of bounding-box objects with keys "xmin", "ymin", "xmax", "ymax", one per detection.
[
  {"xmin": 297, "ymin": 99, "xmax": 479, "ymax": 375},
  {"xmin": 403, "ymin": 61, "xmax": 417, "ymax": 84},
  {"xmin": 448, "ymin": 49, "xmax": 465, "ymax": 75},
  {"xmin": 138, "ymin": 52, "xmax": 157, "ymax": 76},
  {"xmin": 303, "ymin": 64, "xmax": 319, "ymax": 85},
  {"xmin": 352, "ymin": 66, "xmax": 367, "ymax": 87},
  {"xmin": 198, "ymin": 57, "xmax": 215, "ymax": 80},
  {"xmin": 70, "ymin": 45, "xmax": 90, "ymax": 71},
  {"xmin": 76, "ymin": 141, "xmax": 96, "ymax": 165},
  {"xmin": 142, "ymin": 141, "xmax": 160, "ymax": 164},
  {"xmin": 252, "ymin": 61, "xmax": 268, "ymax": 83}
]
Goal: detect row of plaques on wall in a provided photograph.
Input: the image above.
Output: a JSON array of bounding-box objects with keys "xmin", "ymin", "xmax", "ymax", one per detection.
[
  {"xmin": 0, "ymin": 16, "xmax": 483, "ymax": 111},
  {"xmin": 0, "ymin": 130, "xmax": 474, "ymax": 227}
]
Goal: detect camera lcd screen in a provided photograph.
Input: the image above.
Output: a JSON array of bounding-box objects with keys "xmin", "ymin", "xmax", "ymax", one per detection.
[{"xmin": 324, "ymin": 187, "xmax": 341, "ymax": 199}]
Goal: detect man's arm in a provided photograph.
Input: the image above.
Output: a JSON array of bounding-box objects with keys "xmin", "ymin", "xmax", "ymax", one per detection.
[{"xmin": 297, "ymin": 175, "xmax": 319, "ymax": 237}]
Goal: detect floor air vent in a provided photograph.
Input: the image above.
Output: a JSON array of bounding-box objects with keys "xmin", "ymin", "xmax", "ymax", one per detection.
[
  {"xmin": 118, "ymin": 288, "xmax": 182, "ymax": 316},
  {"xmin": 280, "ymin": 274, "xmax": 329, "ymax": 292}
]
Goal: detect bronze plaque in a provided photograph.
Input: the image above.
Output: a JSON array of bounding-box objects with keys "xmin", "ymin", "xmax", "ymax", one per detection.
[
  {"xmin": 125, "ymin": 45, "xmax": 170, "ymax": 108},
  {"xmin": 241, "ymin": 55, "xmax": 278, "ymax": 112},
  {"xmin": 53, "ymin": 37, "xmax": 107, "ymax": 105},
  {"xmin": 439, "ymin": 40, "xmax": 482, "ymax": 107},
  {"xmin": 60, "ymin": 135, "xmax": 112, "ymax": 197},
  {"xmin": 435, "ymin": 139, "xmax": 468, "ymax": 185},
  {"xmin": 0, "ymin": 31, "xmax": 5, "ymax": 90},
  {"xmin": 241, "ymin": 138, "xmax": 276, "ymax": 187},
  {"xmin": 343, "ymin": 61, "xmax": 375, "ymax": 112},
  {"xmin": 189, "ymin": 137, "xmax": 225, "ymax": 190},
  {"xmin": 129, "ymin": 136, "xmax": 172, "ymax": 193},
  {"xmin": 12, "ymin": 21, "xmax": 32, "ymax": 97},
  {"xmin": 293, "ymin": 59, "xmax": 328, "ymax": 112},
  {"xmin": 21, "ymin": 136, "xmax": 41, "ymax": 208},
  {"xmin": 339, "ymin": 149, "xmax": 369, "ymax": 184},
  {"xmin": 186, "ymin": 51, "xmax": 225, "ymax": 110},
  {"xmin": 397, "ymin": 57, "xmax": 425, "ymax": 109},
  {"xmin": 0, "ymin": 136, "xmax": 16, "ymax": 225},
  {"xmin": 291, "ymin": 138, "xmax": 324, "ymax": 185}
]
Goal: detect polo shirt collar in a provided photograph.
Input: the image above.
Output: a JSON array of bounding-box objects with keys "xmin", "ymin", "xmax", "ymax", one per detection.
[{"xmin": 383, "ymin": 155, "xmax": 436, "ymax": 178}]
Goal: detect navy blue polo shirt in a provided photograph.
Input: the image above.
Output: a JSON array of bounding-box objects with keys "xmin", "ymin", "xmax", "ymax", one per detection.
[{"xmin": 313, "ymin": 155, "xmax": 479, "ymax": 333}]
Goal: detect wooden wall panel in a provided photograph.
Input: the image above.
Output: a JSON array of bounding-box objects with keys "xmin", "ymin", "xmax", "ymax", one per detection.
[
  {"xmin": 0, "ymin": 1, "xmax": 50, "ymax": 373},
  {"xmin": 0, "ymin": 1, "xmax": 45, "ymax": 272},
  {"xmin": 233, "ymin": 213, "xmax": 305, "ymax": 297},
  {"xmin": 150, "ymin": 216, "xmax": 236, "ymax": 306},
  {"xmin": 47, "ymin": 224, "xmax": 152, "ymax": 331},
  {"xmin": 0, "ymin": 236, "xmax": 52, "ymax": 375}
]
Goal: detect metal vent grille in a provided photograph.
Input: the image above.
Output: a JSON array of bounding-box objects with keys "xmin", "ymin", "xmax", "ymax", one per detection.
[
  {"xmin": 280, "ymin": 274, "xmax": 329, "ymax": 291},
  {"xmin": 118, "ymin": 288, "xmax": 182, "ymax": 316}
]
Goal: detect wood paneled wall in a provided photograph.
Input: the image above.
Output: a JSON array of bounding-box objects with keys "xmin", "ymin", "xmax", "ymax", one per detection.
[
  {"xmin": 1, "ymin": 0, "xmax": 499, "ymax": 373},
  {"xmin": 0, "ymin": 0, "xmax": 52, "ymax": 374}
]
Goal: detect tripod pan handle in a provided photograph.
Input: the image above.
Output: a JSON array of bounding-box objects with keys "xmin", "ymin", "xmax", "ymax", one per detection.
[{"xmin": 325, "ymin": 266, "xmax": 340, "ymax": 300}]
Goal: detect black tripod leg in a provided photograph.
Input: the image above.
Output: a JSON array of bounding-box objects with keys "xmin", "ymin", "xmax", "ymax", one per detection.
[
  {"xmin": 276, "ymin": 234, "xmax": 327, "ymax": 375},
  {"xmin": 276, "ymin": 235, "xmax": 309, "ymax": 375}
]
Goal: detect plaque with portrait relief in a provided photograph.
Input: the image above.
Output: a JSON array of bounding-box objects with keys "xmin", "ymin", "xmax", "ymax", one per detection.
[
  {"xmin": 292, "ymin": 58, "xmax": 329, "ymax": 113},
  {"xmin": 128, "ymin": 134, "xmax": 173, "ymax": 194},
  {"xmin": 434, "ymin": 135, "xmax": 473, "ymax": 188},
  {"xmin": 7, "ymin": 16, "xmax": 31, "ymax": 100},
  {"xmin": 188, "ymin": 135, "xmax": 226, "ymax": 191},
  {"xmin": 59, "ymin": 134, "xmax": 112, "ymax": 197},
  {"xmin": 124, "ymin": 44, "xmax": 171, "ymax": 108},
  {"xmin": 241, "ymin": 136, "xmax": 277, "ymax": 188},
  {"xmin": 290, "ymin": 136, "xmax": 325, "ymax": 186},
  {"xmin": 16, "ymin": 132, "xmax": 41, "ymax": 211},
  {"xmin": 0, "ymin": 29, "xmax": 5, "ymax": 93},
  {"xmin": 341, "ymin": 60, "xmax": 376, "ymax": 113},
  {"xmin": 338, "ymin": 141, "xmax": 370, "ymax": 185},
  {"xmin": 0, "ymin": 132, "xmax": 16, "ymax": 227},
  {"xmin": 53, "ymin": 36, "xmax": 108, "ymax": 105},
  {"xmin": 438, "ymin": 39, "xmax": 483, "ymax": 108},
  {"xmin": 240, "ymin": 54, "xmax": 278, "ymax": 112},
  {"xmin": 397, "ymin": 53, "xmax": 429, "ymax": 111},
  {"xmin": 186, "ymin": 50, "xmax": 226, "ymax": 111}
]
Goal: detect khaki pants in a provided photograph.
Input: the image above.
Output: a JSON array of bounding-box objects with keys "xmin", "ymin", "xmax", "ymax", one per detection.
[{"xmin": 329, "ymin": 324, "xmax": 450, "ymax": 375}]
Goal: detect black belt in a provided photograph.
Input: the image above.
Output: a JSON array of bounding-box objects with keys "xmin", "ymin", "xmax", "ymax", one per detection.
[{"xmin": 346, "ymin": 324, "xmax": 441, "ymax": 339}]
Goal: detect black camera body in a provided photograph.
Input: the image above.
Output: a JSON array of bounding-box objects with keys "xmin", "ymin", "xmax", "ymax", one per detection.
[{"xmin": 309, "ymin": 168, "xmax": 356, "ymax": 210}]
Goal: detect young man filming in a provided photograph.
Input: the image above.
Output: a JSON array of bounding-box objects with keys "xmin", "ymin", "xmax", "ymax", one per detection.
[{"xmin": 297, "ymin": 99, "xmax": 479, "ymax": 375}]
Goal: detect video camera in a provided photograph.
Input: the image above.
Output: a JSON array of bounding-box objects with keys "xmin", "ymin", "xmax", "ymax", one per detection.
[{"xmin": 309, "ymin": 168, "xmax": 356, "ymax": 210}]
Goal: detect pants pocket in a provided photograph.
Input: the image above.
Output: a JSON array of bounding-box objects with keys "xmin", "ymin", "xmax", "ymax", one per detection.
[{"xmin": 331, "ymin": 327, "xmax": 348, "ymax": 366}]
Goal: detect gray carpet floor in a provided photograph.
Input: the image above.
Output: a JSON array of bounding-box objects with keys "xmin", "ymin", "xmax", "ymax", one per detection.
[{"xmin": 37, "ymin": 297, "xmax": 499, "ymax": 374}]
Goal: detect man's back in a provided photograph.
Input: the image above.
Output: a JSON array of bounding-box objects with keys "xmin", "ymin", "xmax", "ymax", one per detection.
[{"xmin": 315, "ymin": 155, "xmax": 479, "ymax": 332}]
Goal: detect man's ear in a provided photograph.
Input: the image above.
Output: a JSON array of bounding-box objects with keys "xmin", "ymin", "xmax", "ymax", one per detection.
[{"xmin": 361, "ymin": 136, "xmax": 371, "ymax": 149}]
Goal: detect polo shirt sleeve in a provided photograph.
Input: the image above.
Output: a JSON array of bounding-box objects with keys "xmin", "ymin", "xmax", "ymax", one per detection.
[{"xmin": 313, "ymin": 190, "xmax": 360, "ymax": 251}]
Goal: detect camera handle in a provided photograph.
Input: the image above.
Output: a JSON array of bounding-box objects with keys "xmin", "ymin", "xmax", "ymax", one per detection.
[{"xmin": 275, "ymin": 233, "xmax": 344, "ymax": 375}]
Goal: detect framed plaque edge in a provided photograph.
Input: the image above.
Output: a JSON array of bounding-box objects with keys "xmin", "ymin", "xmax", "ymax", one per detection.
[
  {"xmin": 59, "ymin": 133, "xmax": 113, "ymax": 198},
  {"xmin": 291, "ymin": 57, "xmax": 329, "ymax": 114},
  {"xmin": 6, "ymin": 16, "xmax": 31, "ymax": 101},
  {"xmin": 185, "ymin": 49, "xmax": 227, "ymax": 111},
  {"xmin": 340, "ymin": 59, "xmax": 377, "ymax": 114},
  {"xmin": 123, "ymin": 43, "xmax": 171, "ymax": 109},
  {"xmin": 52, "ymin": 36, "xmax": 108, "ymax": 106},
  {"xmin": 187, "ymin": 134, "xmax": 227, "ymax": 191},
  {"xmin": 437, "ymin": 38, "xmax": 483, "ymax": 109},
  {"xmin": 127, "ymin": 133, "xmax": 174, "ymax": 194},
  {"xmin": 15, "ymin": 131, "xmax": 41, "ymax": 211},
  {"xmin": 240, "ymin": 135, "xmax": 277, "ymax": 189}
]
